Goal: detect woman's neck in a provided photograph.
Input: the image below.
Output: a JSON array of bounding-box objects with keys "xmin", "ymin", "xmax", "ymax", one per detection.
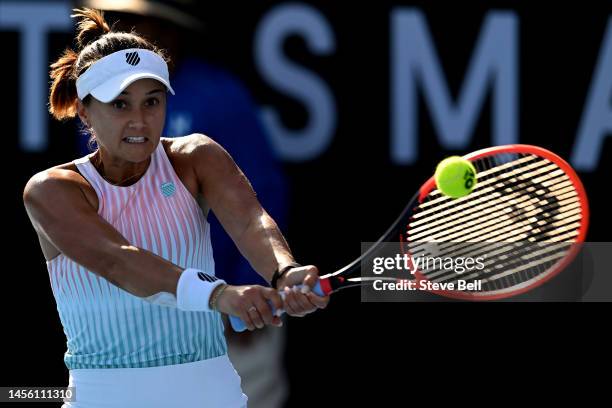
[{"xmin": 92, "ymin": 150, "xmax": 151, "ymax": 186}]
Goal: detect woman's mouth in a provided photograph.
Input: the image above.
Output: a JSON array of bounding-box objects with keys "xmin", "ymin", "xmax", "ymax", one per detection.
[{"xmin": 123, "ymin": 137, "xmax": 148, "ymax": 144}]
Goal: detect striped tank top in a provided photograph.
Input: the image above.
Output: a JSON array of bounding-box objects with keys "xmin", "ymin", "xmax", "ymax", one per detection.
[{"xmin": 46, "ymin": 139, "xmax": 227, "ymax": 369}]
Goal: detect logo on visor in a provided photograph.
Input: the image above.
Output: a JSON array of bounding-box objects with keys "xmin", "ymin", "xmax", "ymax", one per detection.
[{"xmin": 125, "ymin": 51, "xmax": 140, "ymax": 66}]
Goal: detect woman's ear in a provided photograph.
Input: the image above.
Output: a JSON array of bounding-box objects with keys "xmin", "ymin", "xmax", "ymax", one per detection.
[{"xmin": 76, "ymin": 99, "xmax": 90, "ymax": 127}]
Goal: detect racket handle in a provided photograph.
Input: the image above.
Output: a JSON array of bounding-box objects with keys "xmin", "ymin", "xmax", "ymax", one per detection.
[{"xmin": 229, "ymin": 281, "xmax": 324, "ymax": 332}]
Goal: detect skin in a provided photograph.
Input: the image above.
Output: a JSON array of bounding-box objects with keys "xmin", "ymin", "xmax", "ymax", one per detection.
[{"xmin": 24, "ymin": 78, "xmax": 328, "ymax": 331}]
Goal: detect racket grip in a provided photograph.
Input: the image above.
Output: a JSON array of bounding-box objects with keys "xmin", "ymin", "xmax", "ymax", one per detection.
[{"xmin": 229, "ymin": 281, "xmax": 324, "ymax": 332}]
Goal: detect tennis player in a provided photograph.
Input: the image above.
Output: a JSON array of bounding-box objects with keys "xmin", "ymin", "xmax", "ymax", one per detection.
[{"xmin": 22, "ymin": 8, "xmax": 328, "ymax": 407}]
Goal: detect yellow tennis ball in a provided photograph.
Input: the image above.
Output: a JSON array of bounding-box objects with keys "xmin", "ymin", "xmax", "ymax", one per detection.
[{"xmin": 435, "ymin": 156, "xmax": 477, "ymax": 198}]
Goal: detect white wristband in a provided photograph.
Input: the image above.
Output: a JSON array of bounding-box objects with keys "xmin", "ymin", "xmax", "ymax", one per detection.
[{"xmin": 176, "ymin": 268, "xmax": 226, "ymax": 312}]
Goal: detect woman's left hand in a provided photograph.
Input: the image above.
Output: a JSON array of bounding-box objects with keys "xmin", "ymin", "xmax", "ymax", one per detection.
[{"xmin": 276, "ymin": 265, "xmax": 330, "ymax": 317}]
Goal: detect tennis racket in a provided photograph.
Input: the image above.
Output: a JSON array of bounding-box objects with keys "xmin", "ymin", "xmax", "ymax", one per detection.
[{"xmin": 230, "ymin": 144, "xmax": 589, "ymax": 331}]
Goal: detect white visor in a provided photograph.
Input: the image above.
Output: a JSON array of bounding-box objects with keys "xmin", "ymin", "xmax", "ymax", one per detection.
[{"xmin": 76, "ymin": 48, "xmax": 175, "ymax": 103}]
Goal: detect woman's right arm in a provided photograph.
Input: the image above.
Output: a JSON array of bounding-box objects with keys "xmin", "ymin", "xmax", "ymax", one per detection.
[
  {"xmin": 23, "ymin": 169, "xmax": 282, "ymax": 330},
  {"xmin": 23, "ymin": 168, "xmax": 182, "ymax": 297}
]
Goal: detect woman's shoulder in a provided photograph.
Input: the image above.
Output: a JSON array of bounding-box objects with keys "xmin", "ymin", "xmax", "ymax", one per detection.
[
  {"xmin": 161, "ymin": 135, "xmax": 219, "ymax": 200},
  {"xmin": 24, "ymin": 161, "xmax": 98, "ymax": 211},
  {"xmin": 28, "ymin": 161, "xmax": 88, "ymax": 188},
  {"xmin": 162, "ymin": 134, "xmax": 230, "ymax": 167},
  {"xmin": 162, "ymin": 134, "xmax": 221, "ymax": 154},
  {"xmin": 162, "ymin": 134, "xmax": 237, "ymax": 194},
  {"xmin": 49, "ymin": 160, "xmax": 80, "ymax": 174}
]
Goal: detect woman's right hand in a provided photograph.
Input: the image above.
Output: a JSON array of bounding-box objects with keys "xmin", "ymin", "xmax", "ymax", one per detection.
[{"xmin": 215, "ymin": 285, "xmax": 284, "ymax": 331}]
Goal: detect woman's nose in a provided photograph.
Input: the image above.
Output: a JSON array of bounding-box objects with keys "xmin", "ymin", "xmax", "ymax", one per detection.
[{"xmin": 128, "ymin": 108, "xmax": 146, "ymax": 129}]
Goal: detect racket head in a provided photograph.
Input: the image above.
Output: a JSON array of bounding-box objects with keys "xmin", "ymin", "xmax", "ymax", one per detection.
[
  {"xmin": 406, "ymin": 144, "xmax": 589, "ymax": 300},
  {"xmin": 322, "ymin": 144, "xmax": 589, "ymax": 300}
]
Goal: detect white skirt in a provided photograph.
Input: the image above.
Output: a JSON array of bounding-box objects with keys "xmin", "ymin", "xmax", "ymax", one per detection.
[{"xmin": 62, "ymin": 355, "xmax": 248, "ymax": 408}]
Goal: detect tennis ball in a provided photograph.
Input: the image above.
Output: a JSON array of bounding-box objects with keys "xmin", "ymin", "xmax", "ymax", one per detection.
[{"xmin": 435, "ymin": 156, "xmax": 477, "ymax": 198}]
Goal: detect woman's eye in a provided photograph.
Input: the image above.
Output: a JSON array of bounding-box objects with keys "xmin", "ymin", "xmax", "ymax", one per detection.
[
  {"xmin": 147, "ymin": 98, "xmax": 159, "ymax": 106},
  {"xmin": 112, "ymin": 100, "xmax": 127, "ymax": 109}
]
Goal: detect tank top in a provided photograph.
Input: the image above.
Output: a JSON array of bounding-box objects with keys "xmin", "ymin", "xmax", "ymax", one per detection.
[{"xmin": 46, "ymin": 139, "xmax": 227, "ymax": 369}]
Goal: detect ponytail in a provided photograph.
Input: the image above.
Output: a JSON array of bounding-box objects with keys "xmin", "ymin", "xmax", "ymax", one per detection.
[
  {"xmin": 72, "ymin": 8, "xmax": 111, "ymax": 50},
  {"xmin": 49, "ymin": 48, "xmax": 79, "ymax": 120}
]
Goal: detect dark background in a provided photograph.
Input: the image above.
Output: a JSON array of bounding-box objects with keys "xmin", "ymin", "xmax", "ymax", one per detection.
[{"xmin": 3, "ymin": 0, "xmax": 610, "ymax": 405}]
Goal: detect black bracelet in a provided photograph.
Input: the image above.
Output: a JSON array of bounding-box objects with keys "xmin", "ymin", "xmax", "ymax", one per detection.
[{"xmin": 271, "ymin": 262, "xmax": 302, "ymax": 289}]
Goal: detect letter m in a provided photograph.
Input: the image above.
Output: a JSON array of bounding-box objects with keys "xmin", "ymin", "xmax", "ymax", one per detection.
[{"xmin": 391, "ymin": 9, "xmax": 519, "ymax": 164}]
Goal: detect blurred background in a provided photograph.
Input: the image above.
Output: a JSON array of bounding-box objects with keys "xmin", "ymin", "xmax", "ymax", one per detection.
[{"xmin": 2, "ymin": 0, "xmax": 610, "ymax": 406}]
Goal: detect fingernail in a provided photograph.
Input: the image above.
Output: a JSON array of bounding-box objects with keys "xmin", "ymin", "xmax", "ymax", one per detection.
[{"xmin": 300, "ymin": 286, "xmax": 311, "ymax": 294}]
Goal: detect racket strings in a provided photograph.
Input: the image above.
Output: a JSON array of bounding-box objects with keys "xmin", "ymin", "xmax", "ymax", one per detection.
[
  {"xmin": 420, "ymin": 226, "xmax": 579, "ymax": 266},
  {"xmin": 411, "ymin": 153, "xmax": 541, "ymax": 215},
  {"xmin": 408, "ymin": 182, "xmax": 579, "ymax": 243},
  {"xmin": 409, "ymin": 174, "xmax": 579, "ymax": 244},
  {"xmin": 410, "ymin": 157, "xmax": 565, "ymax": 226},
  {"xmin": 411, "ymin": 154, "xmax": 579, "ymax": 239},
  {"xmin": 404, "ymin": 153, "xmax": 584, "ymax": 294},
  {"xmin": 410, "ymin": 243, "xmax": 572, "ymax": 293},
  {"xmin": 408, "ymin": 177, "xmax": 575, "ymax": 235},
  {"xmin": 417, "ymin": 242, "xmax": 570, "ymax": 289}
]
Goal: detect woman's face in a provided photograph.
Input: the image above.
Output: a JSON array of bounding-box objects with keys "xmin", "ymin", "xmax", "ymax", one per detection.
[{"xmin": 78, "ymin": 78, "xmax": 167, "ymax": 164}]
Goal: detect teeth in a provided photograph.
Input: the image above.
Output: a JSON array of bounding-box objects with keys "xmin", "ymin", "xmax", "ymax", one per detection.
[{"xmin": 124, "ymin": 137, "xmax": 146, "ymax": 143}]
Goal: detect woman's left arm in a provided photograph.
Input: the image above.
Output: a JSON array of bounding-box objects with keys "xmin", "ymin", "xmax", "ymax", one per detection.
[{"xmin": 191, "ymin": 134, "xmax": 328, "ymax": 316}]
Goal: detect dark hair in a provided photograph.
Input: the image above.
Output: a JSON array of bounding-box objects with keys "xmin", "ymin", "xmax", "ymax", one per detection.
[{"xmin": 49, "ymin": 8, "xmax": 169, "ymax": 149}]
